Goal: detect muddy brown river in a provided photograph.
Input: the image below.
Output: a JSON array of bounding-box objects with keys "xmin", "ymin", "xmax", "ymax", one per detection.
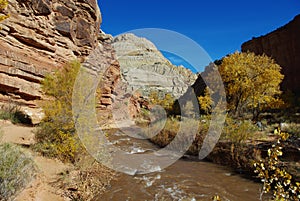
[{"xmin": 96, "ymin": 129, "xmax": 265, "ymax": 201}]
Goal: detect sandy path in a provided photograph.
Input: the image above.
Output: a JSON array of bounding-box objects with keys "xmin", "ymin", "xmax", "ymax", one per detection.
[
  {"xmin": 0, "ymin": 120, "xmax": 70, "ymax": 201},
  {"xmin": 0, "ymin": 121, "xmax": 35, "ymax": 145}
]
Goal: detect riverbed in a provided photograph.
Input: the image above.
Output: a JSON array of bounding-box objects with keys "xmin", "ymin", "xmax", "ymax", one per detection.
[{"xmin": 93, "ymin": 128, "xmax": 266, "ymax": 201}]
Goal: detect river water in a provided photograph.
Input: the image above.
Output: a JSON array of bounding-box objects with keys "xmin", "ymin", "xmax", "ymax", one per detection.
[{"xmin": 96, "ymin": 128, "xmax": 264, "ymax": 201}]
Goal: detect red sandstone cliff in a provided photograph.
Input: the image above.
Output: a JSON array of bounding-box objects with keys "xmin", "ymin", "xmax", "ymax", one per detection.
[
  {"xmin": 0, "ymin": 0, "xmax": 120, "ymax": 123},
  {"xmin": 242, "ymin": 14, "xmax": 300, "ymax": 96}
]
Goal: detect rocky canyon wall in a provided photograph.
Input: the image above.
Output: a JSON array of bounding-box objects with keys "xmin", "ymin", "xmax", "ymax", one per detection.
[
  {"xmin": 0, "ymin": 0, "xmax": 120, "ymax": 123},
  {"xmin": 113, "ymin": 33, "xmax": 197, "ymax": 99},
  {"xmin": 0, "ymin": 0, "xmax": 198, "ymax": 123},
  {"xmin": 242, "ymin": 14, "xmax": 300, "ymax": 96}
]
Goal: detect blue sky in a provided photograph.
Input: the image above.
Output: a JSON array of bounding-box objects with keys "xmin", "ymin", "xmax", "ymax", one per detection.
[{"xmin": 98, "ymin": 0, "xmax": 300, "ymax": 71}]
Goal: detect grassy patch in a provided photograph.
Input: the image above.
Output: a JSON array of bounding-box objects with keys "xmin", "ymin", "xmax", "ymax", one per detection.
[
  {"xmin": 149, "ymin": 115, "xmax": 262, "ymax": 155},
  {"xmin": 221, "ymin": 117, "xmax": 258, "ymax": 144},
  {"xmin": 0, "ymin": 143, "xmax": 36, "ymax": 200},
  {"xmin": 280, "ymin": 122, "xmax": 300, "ymax": 138},
  {"xmin": 56, "ymin": 155, "xmax": 115, "ymax": 201},
  {"xmin": 149, "ymin": 116, "xmax": 209, "ymax": 155},
  {"xmin": 0, "ymin": 104, "xmax": 32, "ymax": 125}
]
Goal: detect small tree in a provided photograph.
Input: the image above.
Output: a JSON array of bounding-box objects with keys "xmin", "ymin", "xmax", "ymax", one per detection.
[
  {"xmin": 198, "ymin": 87, "xmax": 213, "ymax": 114},
  {"xmin": 35, "ymin": 61, "xmax": 82, "ymax": 162},
  {"xmin": 148, "ymin": 91, "xmax": 175, "ymax": 113},
  {"xmin": 219, "ymin": 52, "xmax": 284, "ymax": 119}
]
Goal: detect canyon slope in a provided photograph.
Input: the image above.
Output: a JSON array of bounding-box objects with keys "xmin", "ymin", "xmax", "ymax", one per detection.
[{"xmin": 112, "ymin": 33, "xmax": 197, "ymax": 99}]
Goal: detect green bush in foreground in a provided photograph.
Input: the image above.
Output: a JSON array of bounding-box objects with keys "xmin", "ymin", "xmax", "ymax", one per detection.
[{"xmin": 0, "ymin": 143, "xmax": 36, "ymax": 201}]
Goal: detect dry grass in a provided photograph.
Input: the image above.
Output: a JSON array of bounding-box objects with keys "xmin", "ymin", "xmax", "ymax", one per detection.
[
  {"xmin": 0, "ymin": 104, "xmax": 31, "ymax": 125},
  {"xmin": 221, "ymin": 117, "xmax": 258, "ymax": 144},
  {"xmin": 55, "ymin": 154, "xmax": 115, "ymax": 201},
  {"xmin": 149, "ymin": 116, "xmax": 210, "ymax": 155},
  {"xmin": 0, "ymin": 143, "xmax": 36, "ymax": 201}
]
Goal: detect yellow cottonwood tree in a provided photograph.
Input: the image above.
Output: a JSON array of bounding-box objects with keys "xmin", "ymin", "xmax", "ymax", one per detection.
[
  {"xmin": 148, "ymin": 91, "xmax": 175, "ymax": 112},
  {"xmin": 219, "ymin": 52, "xmax": 284, "ymax": 119},
  {"xmin": 0, "ymin": 0, "xmax": 9, "ymax": 22},
  {"xmin": 198, "ymin": 87, "xmax": 213, "ymax": 114}
]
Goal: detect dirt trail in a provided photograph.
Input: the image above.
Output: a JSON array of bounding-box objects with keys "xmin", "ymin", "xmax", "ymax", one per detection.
[{"xmin": 0, "ymin": 120, "xmax": 70, "ymax": 201}]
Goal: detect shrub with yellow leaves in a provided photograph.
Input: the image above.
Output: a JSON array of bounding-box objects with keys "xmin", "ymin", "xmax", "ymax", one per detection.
[
  {"xmin": 148, "ymin": 91, "xmax": 175, "ymax": 113},
  {"xmin": 212, "ymin": 195, "xmax": 221, "ymax": 201},
  {"xmin": 253, "ymin": 130, "xmax": 300, "ymax": 200},
  {"xmin": 35, "ymin": 61, "xmax": 82, "ymax": 162},
  {"xmin": 198, "ymin": 87, "xmax": 213, "ymax": 114}
]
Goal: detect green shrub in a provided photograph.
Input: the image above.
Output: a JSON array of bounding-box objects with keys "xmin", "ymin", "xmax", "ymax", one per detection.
[
  {"xmin": 149, "ymin": 116, "xmax": 209, "ymax": 155},
  {"xmin": 221, "ymin": 117, "xmax": 257, "ymax": 144},
  {"xmin": 0, "ymin": 143, "xmax": 36, "ymax": 200},
  {"xmin": 35, "ymin": 61, "xmax": 82, "ymax": 162},
  {"xmin": 0, "ymin": 127, "xmax": 2, "ymax": 142},
  {"xmin": 0, "ymin": 104, "xmax": 32, "ymax": 125}
]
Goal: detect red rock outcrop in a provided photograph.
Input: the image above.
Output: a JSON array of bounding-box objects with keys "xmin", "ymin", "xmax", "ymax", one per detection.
[
  {"xmin": 0, "ymin": 0, "xmax": 120, "ymax": 123},
  {"xmin": 0, "ymin": 0, "xmax": 101, "ymax": 100},
  {"xmin": 242, "ymin": 14, "xmax": 300, "ymax": 96}
]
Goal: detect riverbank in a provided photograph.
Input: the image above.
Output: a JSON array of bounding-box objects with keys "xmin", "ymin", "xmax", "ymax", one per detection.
[
  {"xmin": 0, "ymin": 118, "xmax": 300, "ymax": 201},
  {"xmin": 147, "ymin": 117, "xmax": 300, "ymax": 182},
  {"xmin": 206, "ymin": 138, "xmax": 300, "ymax": 180},
  {"xmin": 99, "ymin": 127, "xmax": 265, "ymax": 200},
  {"xmin": 0, "ymin": 120, "xmax": 115, "ymax": 201}
]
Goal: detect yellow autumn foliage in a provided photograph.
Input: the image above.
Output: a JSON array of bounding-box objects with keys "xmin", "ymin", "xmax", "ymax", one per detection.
[
  {"xmin": 219, "ymin": 52, "xmax": 284, "ymax": 118},
  {"xmin": 254, "ymin": 131, "xmax": 300, "ymax": 200},
  {"xmin": 148, "ymin": 91, "xmax": 175, "ymax": 112},
  {"xmin": 35, "ymin": 61, "xmax": 82, "ymax": 162},
  {"xmin": 198, "ymin": 87, "xmax": 213, "ymax": 114},
  {"xmin": 0, "ymin": 0, "xmax": 9, "ymax": 22}
]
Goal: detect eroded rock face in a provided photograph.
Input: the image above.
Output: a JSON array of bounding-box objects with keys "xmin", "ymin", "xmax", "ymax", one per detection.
[
  {"xmin": 112, "ymin": 33, "xmax": 197, "ymax": 99},
  {"xmin": 0, "ymin": 0, "xmax": 101, "ymax": 101},
  {"xmin": 82, "ymin": 37, "xmax": 120, "ymax": 110},
  {"xmin": 0, "ymin": 0, "xmax": 122, "ymax": 123},
  {"xmin": 242, "ymin": 14, "xmax": 300, "ymax": 96}
]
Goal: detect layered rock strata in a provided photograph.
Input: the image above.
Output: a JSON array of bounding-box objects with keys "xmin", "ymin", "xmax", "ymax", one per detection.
[
  {"xmin": 112, "ymin": 33, "xmax": 197, "ymax": 99},
  {"xmin": 0, "ymin": 0, "xmax": 120, "ymax": 123}
]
